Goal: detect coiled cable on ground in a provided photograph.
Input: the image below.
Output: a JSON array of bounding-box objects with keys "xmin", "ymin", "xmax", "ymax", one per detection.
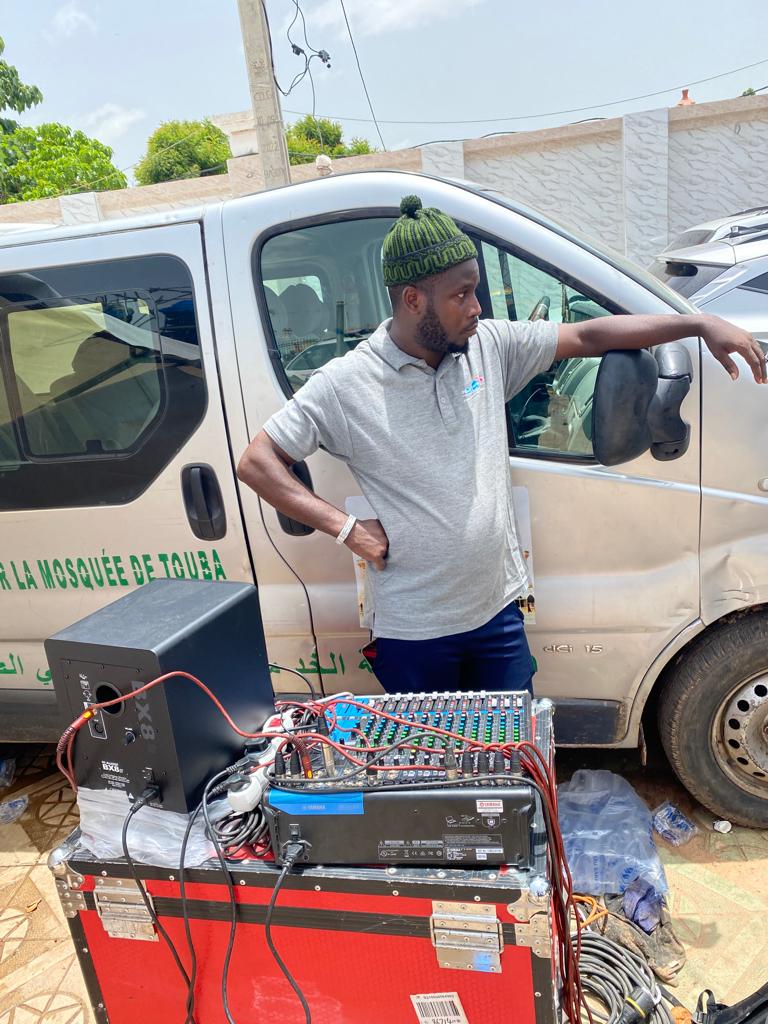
[{"xmin": 574, "ymin": 931, "xmax": 675, "ymax": 1024}]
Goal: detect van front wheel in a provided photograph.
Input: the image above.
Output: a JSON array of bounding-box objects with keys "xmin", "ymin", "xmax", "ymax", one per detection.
[{"xmin": 658, "ymin": 612, "xmax": 768, "ymax": 828}]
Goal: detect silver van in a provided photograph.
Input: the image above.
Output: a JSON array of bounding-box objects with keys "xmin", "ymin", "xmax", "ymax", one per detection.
[{"xmin": 1, "ymin": 171, "xmax": 766, "ymax": 826}]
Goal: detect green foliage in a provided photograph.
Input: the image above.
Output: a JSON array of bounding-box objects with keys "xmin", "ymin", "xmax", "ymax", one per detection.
[
  {"xmin": 0, "ymin": 35, "xmax": 43, "ymax": 134},
  {"xmin": 0, "ymin": 123, "xmax": 126, "ymax": 203},
  {"xmin": 0, "ymin": 37, "xmax": 123, "ymax": 204},
  {"xmin": 134, "ymin": 120, "xmax": 232, "ymax": 186},
  {"xmin": 285, "ymin": 115, "xmax": 375, "ymax": 165},
  {"xmin": 741, "ymin": 87, "xmax": 757, "ymax": 97}
]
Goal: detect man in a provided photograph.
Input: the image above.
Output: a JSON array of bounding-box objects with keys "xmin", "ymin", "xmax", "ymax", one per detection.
[{"xmin": 237, "ymin": 195, "xmax": 765, "ymax": 694}]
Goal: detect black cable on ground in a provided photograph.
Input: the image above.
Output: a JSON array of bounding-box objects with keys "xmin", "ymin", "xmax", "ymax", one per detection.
[{"xmin": 122, "ymin": 789, "xmax": 196, "ymax": 1024}]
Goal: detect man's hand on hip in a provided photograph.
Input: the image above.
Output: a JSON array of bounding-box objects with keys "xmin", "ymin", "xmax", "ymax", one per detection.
[{"xmin": 346, "ymin": 519, "xmax": 389, "ymax": 571}]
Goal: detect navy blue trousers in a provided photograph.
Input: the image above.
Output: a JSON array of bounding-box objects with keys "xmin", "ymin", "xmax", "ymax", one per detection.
[{"xmin": 373, "ymin": 602, "xmax": 534, "ymax": 694}]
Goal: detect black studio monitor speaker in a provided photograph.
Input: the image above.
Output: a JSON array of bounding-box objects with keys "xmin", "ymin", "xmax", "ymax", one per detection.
[{"xmin": 46, "ymin": 580, "xmax": 275, "ymax": 812}]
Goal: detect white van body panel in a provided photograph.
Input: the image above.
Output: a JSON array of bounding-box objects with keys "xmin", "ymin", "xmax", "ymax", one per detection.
[
  {"xmin": 221, "ymin": 172, "xmax": 701, "ymax": 740},
  {"xmin": 3, "ymin": 170, "xmax": 762, "ymax": 755},
  {"xmin": 0, "ymin": 223, "xmax": 253, "ymax": 710}
]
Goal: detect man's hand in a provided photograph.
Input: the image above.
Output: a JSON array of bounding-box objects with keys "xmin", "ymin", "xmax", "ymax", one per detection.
[
  {"xmin": 557, "ymin": 313, "xmax": 767, "ymax": 383},
  {"xmin": 700, "ymin": 315, "xmax": 767, "ymax": 383},
  {"xmin": 346, "ymin": 518, "xmax": 389, "ymax": 571}
]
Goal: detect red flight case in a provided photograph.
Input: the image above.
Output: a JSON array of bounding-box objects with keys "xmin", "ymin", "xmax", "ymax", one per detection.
[{"xmin": 51, "ymin": 834, "xmax": 560, "ymax": 1024}]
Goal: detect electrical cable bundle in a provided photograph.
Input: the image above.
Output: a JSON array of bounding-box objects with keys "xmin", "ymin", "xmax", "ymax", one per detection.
[
  {"xmin": 206, "ymin": 801, "xmax": 269, "ymax": 858},
  {"xmin": 573, "ymin": 931, "xmax": 677, "ymax": 1024}
]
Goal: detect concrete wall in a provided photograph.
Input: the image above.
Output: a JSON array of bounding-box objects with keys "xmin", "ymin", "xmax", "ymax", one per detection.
[
  {"xmin": 1, "ymin": 94, "xmax": 766, "ymax": 268},
  {"xmin": 463, "ymin": 120, "xmax": 625, "ymax": 253},
  {"xmin": 668, "ymin": 99, "xmax": 768, "ymax": 243},
  {"xmin": 460, "ymin": 95, "xmax": 768, "ymax": 266}
]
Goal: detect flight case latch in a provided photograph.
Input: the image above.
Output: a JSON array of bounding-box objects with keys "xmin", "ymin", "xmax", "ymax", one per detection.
[
  {"xmin": 430, "ymin": 900, "xmax": 504, "ymax": 973},
  {"xmin": 94, "ymin": 876, "xmax": 158, "ymax": 941}
]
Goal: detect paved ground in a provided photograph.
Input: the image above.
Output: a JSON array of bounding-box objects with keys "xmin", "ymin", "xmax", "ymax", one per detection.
[{"xmin": 0, "ymin": 744, "xmax": 766, "ymax": 1023}]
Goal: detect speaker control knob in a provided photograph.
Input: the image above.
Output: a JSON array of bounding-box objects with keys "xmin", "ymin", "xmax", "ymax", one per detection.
[{"xmin": 122, "ymin": 729, "xmax": 137, "ymax": 745}]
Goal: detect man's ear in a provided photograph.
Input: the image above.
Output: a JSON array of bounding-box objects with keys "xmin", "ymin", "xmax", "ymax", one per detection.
[{"xmin": 401, "ymin": 283, "xmax": 426, "ymax": 316}]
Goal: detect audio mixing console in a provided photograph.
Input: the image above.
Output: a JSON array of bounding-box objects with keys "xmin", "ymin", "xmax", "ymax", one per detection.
[{"xmin": 264, "ymin": 691, "xmax": 552, "ymax": 868}]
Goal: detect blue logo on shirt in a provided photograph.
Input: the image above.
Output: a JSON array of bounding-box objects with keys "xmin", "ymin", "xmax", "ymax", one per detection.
[{"xmin": 463, "ymin": 375, "xmax": 485, "ymax": 398}]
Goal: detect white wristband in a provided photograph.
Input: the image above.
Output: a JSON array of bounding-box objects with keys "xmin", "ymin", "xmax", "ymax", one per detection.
[{"xmin": 335, "ymin": 513, "xmax": 357, "ymax": 546}]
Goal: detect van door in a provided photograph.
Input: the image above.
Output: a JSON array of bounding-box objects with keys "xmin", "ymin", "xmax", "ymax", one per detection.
[
  {"xmin": 221, "ymin": 174, "xmax": 699, "ymax": 733},
  {"xmin": 0, "ymin": 223, "xmax": 253, "ymax": 740},
  {"xmin": 220, "ymin": 202, "xmax": 394, "ymax": 697},
  {"xmin": 471, "ymin": 229, "xmax": 700, "ymax": 743}
]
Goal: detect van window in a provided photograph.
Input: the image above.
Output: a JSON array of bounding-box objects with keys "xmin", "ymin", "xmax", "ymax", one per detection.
[
  {"xmin": 478, "ymin": 239, "xmax": 612, "ymax": 460},
  {"xmin": 258, "ymin": 218, "xmax": 393, "ymax": 393},
  {"xmin": 0, "ymin": 255, "xmax": 206, "ymax": 510},
  {"xmin": 7, "ymin": 298, "xmax": 162, "ymax": 457}
]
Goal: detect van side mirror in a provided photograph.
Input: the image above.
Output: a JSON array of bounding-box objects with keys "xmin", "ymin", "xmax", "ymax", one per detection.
[{"xmin": 592, "ymin": 345, "xmax": 692, "ymax": 467}]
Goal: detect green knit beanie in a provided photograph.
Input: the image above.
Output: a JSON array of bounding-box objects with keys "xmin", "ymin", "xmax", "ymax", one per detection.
[{"xmin": 382, "ymin": 195, "xmax": 478, "ymax": 286}]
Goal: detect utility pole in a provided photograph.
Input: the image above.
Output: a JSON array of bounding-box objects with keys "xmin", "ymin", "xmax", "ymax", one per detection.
[{"xmin": 236, "ymin": 0, "xmax": 292, "ymax": 188}]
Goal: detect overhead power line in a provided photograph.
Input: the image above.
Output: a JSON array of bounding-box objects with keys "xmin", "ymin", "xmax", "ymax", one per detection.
[
  {"xmin": 284, "ymin": 54, "xmax": 768, "ymax": 126},
  {"xmin": 338, "ymin": 0, "xmax": 387, "ymax": 150}
]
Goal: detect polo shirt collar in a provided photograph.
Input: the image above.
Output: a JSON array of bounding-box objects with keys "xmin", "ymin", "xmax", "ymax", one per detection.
[
  {"xmin": 369, "ymin": 319, "xmax": 423, "ymax": 371},
  {"xmin": 370, "ymin": 318, "xmax": 465, "ymax": 373}
]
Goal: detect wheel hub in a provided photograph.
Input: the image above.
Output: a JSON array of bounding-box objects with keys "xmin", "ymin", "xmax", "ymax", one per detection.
[{"xmin": 716, "ymin": 675, "xmax": 768, "ymax": 794}]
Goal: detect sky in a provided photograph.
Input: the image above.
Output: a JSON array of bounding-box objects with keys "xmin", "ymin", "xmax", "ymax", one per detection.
[{"xmin": 2, "ymin": 0, "xmax": 768, "ymax": 184}]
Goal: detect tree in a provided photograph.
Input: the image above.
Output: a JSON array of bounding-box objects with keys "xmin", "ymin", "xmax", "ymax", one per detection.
[
  {"xmin": 0, "ymin": 37, "xmax": 124, "ymax": 204},
  {"xmin": 285, "ymin": 115, "xmax": 375, "ymax": 165},
  {"xmin": 135, "ymin": 120, "xmax": 232, "ymax": 186},
  {"xmin": 0, "ymin": 35, "xmax": 42, "ymax": 134},
  {"xmin": 741, "ymin": 87, "xmax": 757, "ymax": 97},
  {"xmin": 0, "ymin": 123, "xmax": 127, "ymax": 203}
]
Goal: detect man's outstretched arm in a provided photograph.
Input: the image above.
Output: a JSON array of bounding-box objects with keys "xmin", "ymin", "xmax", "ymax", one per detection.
[{"xmin": 556, "ymin": 313, "xmax": 767, "ymax": 383}]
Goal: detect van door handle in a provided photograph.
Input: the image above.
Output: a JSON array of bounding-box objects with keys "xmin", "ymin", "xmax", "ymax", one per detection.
[
  {"xmin": 181, "ymin": 464, "xmax": 227, "ymax": 541},
  {"xmin": 277, "ymin": 461, "xmax": 315, "ymax": 536}
]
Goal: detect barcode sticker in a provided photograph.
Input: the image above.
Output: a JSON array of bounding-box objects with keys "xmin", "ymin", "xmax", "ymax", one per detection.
[{"xmin": 410, "ymin": 992, "xmax": 469, "ymax": 1024}]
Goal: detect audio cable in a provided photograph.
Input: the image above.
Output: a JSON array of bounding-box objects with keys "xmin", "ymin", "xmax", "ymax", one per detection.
[
  {"xmin": 265, "ymin": 842, "xmax": 313, "ymax": 1024},
  {"xmin": 122, "ymin": 786, "xmax": 197, "ymax": 1024}
]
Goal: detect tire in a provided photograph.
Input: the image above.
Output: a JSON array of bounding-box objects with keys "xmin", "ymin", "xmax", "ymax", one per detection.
[{"xmin": 658, "ymin": 611, "xmax": 768, "ymax": 828}]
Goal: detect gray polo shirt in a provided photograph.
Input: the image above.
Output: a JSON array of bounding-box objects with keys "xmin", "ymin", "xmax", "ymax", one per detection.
[{"xmin": 264, "ymin": 318, "xmax": 558, "ymax": 640}]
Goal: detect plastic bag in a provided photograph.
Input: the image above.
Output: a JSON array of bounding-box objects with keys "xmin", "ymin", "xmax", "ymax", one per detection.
[
  {"xmin": 0, "ymin": 757, "xmax": 16, "ymax": 790},
  {"xmin": 0, "ymin": 794, "xmax": 28, "ymax": 824},
  {"xmin": 557, "ymin": 769, "xmax": 667, "ymax": 895},
  {"xmin": 77, "ymin": 787, "xmax": 214, "ymax": 868},
  {"xmin": 652, "ymin": 801, "xmax": 698, "ymax": 846},
  {"xmin": 622, "ymin": 876, "xmax": 664, "ymax": 933}
]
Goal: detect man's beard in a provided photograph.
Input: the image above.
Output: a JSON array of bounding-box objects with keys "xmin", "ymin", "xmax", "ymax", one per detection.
[{"xmin": 416, "ymin": 299, "xmax": 467, "ymax": 355}]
